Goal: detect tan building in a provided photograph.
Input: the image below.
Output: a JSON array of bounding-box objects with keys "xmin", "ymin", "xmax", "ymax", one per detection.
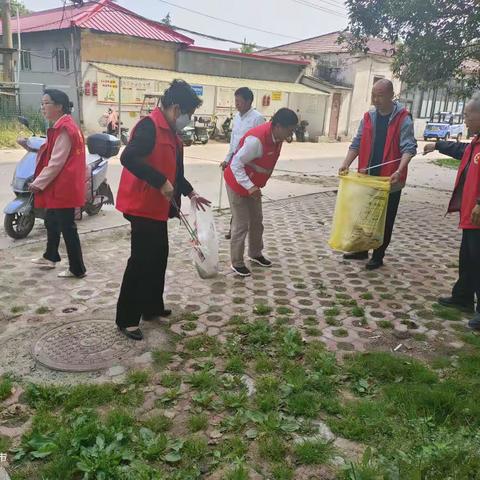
[{"xmin": 259, "ymin": 31, "xmax": 400, "ymax": 140}]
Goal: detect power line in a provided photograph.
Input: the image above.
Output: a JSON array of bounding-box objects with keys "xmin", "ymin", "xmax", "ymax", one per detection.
[
  {"xmin": 20, "ymin": 1, "xmax": 347, "ymax": 60},
  {"xmin": 305, "ymin": 0, "xmax": 347, "ymax": 12},
  {"xmin": 156, "ymin": 0, "xmax": 302, "ymax": 40},
  {"xmin": 289, "ymin": 0, "xmax": 347, "ymax": 18}
]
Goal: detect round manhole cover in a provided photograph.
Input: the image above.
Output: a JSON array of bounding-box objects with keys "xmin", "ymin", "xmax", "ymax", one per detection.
[{"xmin": 32, "ymin": 320, "xmax": 141, "ymax": 372}]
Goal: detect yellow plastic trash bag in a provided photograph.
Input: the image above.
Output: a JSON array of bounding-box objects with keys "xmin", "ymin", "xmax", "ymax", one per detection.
[{"xmin": 329, "ymin": 172, "xmax": 391, "ymax": 252}]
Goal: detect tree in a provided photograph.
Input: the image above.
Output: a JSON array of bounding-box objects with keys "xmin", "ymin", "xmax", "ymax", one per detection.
[
  {"xmin": 161, "ymin": 12, "xmax": 172, "ymax": 27},
  {"xmin": 240, "ymin": 38, "xmax": 257, "ymax": 54},
  {"xmin": 0, "ymin": 0, "xmax": 29, "ymax": 16},
  {"xmin": 344, "ymin": 0, "xmax": 479, "ymax": 93}
]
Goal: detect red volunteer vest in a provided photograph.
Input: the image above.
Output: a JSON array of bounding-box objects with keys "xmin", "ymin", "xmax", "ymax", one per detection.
[
  {"xmin": 116, "ymin": 107, "xmax": 178, "ymax": 221},
  {"xmin": 224, "ymin": 122, "xmax": 282, "ymax": 196},
  {"xmin": 358, "ymin": 108, "xmax": 410, "ymax": 184},
  {"xmin": 448, "ymin": 135, "xmax": 480, "ymax": 229},
  {"xmin": 34, "ymin": 115, "xmax": 85, "ymax": 209}
]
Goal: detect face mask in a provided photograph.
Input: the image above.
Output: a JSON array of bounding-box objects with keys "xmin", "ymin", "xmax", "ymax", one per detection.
[{"xmin": 175, "ymin": 113, "xmax": 190, "ymax": 132}]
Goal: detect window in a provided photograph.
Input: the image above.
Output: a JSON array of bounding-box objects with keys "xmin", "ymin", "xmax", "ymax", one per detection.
[
  {"xmin": 55, "ymin": 48, "xmax": 69, "ymax": 71},
  {"xmin": 373, "ymin": 75, "xmax": 384, "ymax": 85},
  {"xmin": 20, "ymin": 50, "xmax": 31, "ymax": 71}
]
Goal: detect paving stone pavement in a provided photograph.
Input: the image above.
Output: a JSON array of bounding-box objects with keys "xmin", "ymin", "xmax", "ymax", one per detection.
[{"xmin": 0, "ymin": 192, "xmax": 470, "ymax": 383}]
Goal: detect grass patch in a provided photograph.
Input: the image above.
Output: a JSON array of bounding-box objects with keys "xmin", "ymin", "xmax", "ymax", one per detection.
[
  {"xmin": 324, "ymin": 306, "xmax": 340, "ymax": 317},
  {"xmin": 360, "ymin": 292, "xmax": 374, "ymax": 300},
  {"xmin": 0, "ymin": 375, "xmax": 13, "ymax": 401},
  {"xmin": 377, "ymin": 320, "xmax": 394, "ymax": 329},
  {"xmin": 332, "ymin": 328, "xmax": 348, "ymax": 338},
  {"xmin": 0, "ymin": 434, "xmax": 11, "ymax": 453},
  {"xmin": 35, "ymin": 306, "xmax": 50, "ymax": 315},
  {"xmin": 294, "ymin": 438, "xmax": 334, "ymax": 465},
  {"xmin": 351, "ymin": 306, "xmax": 365, "ymax": 317},
  {"xmin": 254, "ymin": 304, "xmax": 273, "ymax": 315},
  {"xmin": 432, "ymin": 157, "xmax": 461, "ymax": 169},
  {"xmin": 187, "ymin": 413, "xmax": 208, "ymax": 433},
  {"xmin": 225, "ymin": 355, "xmax": 245, "ymax": 374},
  {"xmin": 151, "ymin": 349, "xmax": 173, "ymax": 369},
  {"xmin": 127, "ymin": 370, "xmax": 150, "ymax": 386},
  {"xmin": 432, "ymin": 303, "xmax": 463, "ymax": 321},
  {"xmin": 276, "ymin": 306, "xmax": 293, "ymax": 315},
  {"xmin": 254, "ymin": 354, "xmax": 275, "ymax": 373},
  {"xmin": 346, "ymin": 352, "xmax": 437, "ymax": 385},
  {"xmin": 159, "ymin": 372, "xmax": 182, "ymax": 388},
  {"xmin": 142, "ymin": 413, "xmax": 173, "ymax": 433},
  {"xmin": 258, "ymin": 435, "xmax": 288, "ymax": 462},
  {"xmin": 184, "ymin": 334, "xmax": 220, "ymax": 357}
]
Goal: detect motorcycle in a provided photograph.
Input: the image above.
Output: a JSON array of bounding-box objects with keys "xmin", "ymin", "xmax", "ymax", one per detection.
[
  {"xmin": 3, "ymin": 116, "xmax": 116, "ymax": 240},
  {"xmin": 99, "ymin": 109, "xmax": 130, "ymax": 145},
  {"xmin": 222, "ymin": 114, "xmax": 233, "ymax": 142},
  {"xmin": 193, "ymin": 116, "xmax": 209, "ymax": 145},
  {"xmin": 294, "ymin": 120, "xmax": 310, "ymax": 142},
  {"xmin": 181, "ymin": 123, "xmax": 195, "ymax": 147}
]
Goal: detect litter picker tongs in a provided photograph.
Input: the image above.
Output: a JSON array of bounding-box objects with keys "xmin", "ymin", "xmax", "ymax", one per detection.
[
  {"xmin": 171, "ymin": 198, "xmax": 206, "ymax": 262},
  {"xmin": 361, "ymin": 158, "xmax": 401, "ymax": 172}
]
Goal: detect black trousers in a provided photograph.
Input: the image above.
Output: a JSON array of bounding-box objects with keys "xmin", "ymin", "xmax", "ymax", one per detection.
[
  {"xmin": 358, "ymin": 190, "xmax": 402, "ymax": 260},
  {"xmin": 44, "ymin": 208, "xmax": 86, "ymax": 277},
  {"xmin": 452, "ymin": 229, "xmax": 480, "ymax": 313},
  {"xmin": 116, "ymin": 215, "xmax": 169, "ymax": 328}
]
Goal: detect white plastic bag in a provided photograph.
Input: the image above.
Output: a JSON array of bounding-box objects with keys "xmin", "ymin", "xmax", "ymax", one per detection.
[{"xmin": 190, "ymin": 200, "xmax": 219, "ymax": 279}]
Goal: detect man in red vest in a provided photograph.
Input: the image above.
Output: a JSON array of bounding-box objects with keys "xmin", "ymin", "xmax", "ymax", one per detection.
[
  {"xmin": 339, "ymin": 79, "xmax": 417, "ymax": 270},
  {"xmin": 224, "ymin": 108, "xmax": 298, "ymax": 277},
  {"xmin": 424, "ymin": 93, "xmax": 480, "ymax": 329}
]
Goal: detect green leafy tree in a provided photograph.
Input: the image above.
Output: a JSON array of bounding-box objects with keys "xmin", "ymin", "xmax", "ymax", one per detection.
[
  {"xmin": 161, "ymin": 12, "xmax": 172, "ymax": 27},
  {"xmin": 343, "ymin": 0, "xmax": 479, "ymax": 92},
  {"xmin": 0, "ymin": 0, "xmax": 30, "ymax": 16},
  {"xmin": 241, "ymin": 38, "xmax": 257, "ymax": 54}
]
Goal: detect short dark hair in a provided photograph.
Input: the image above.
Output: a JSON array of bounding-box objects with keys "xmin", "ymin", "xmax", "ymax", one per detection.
[
  {"xmin": 43, "ymin": 88, "xmax": 73, "ymax": 114},
  {"xmin": 161, "ymin": 79, "xmax": 202, "ymax": 113},
  {"xmin": 271, "ymin": 108, "xmax": 298, "ymax": 127},
  {"xmin": 235, "ymin": 87, "xmax": 254, "ymax": 104}
]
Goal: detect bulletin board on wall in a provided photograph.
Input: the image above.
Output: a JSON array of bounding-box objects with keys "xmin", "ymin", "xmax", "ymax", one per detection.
[{"xmin": 97, "ymin": 71, "xmax": 158, "ymax": 105}]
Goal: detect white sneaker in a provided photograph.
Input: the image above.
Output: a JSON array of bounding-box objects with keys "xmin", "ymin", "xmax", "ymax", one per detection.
[
  {"xmin": 31, "ymin": 257, "xmax": 57, "ymax": 269},
  {"xmin": 57, "ymin": 270, "xmax": 86, "ymax": 278}
]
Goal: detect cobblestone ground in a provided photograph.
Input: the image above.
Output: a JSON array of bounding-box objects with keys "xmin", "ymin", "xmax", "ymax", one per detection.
[{"xmin": 0, "ymin": 192, "xmax": 469, "ymax": 384}]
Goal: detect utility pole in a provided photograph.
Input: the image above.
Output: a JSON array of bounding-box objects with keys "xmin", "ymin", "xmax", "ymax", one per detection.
[{"xmin": 1, "ymin": 0, "xmax": 14, "ymax": 82}]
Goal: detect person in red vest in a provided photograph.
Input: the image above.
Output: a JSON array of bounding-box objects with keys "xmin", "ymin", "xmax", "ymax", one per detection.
[
  {"xmin": 424, "ymin": 92, "xmax": 480, "ymax": 329},
  {"xmin": 116, "ymin": 80, "xmax": 210, "ymax": 341},
  {"xmin": 28, "ymin": 89, "xmax": 87, "ymax": 278},
  {"xmin": 224, "ymin": 108, "xmax": 298, "ymax": 277},
  {"xmin": 339, "ymin": 79, "xmax": 417, "ymax": 270}
]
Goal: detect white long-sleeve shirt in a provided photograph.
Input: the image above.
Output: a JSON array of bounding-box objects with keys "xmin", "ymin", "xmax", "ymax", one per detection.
[
  {"xmin": 230, "ymin": 130, "xmax": 281, "ymax": 191},
  {"xmin": 225, "ymin": 108, "xmax": 265, "ymax": 163},
  {"xmin": 31, "ymin": 118, "xmax": 72, "ymax": 191}
]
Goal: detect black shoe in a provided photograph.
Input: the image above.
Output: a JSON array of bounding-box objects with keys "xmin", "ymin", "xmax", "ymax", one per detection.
[
  {"xmin": 231, "ymin": 265, "xmax": 251, "ymax": 277},
  {"xmin": 142, "ymin": 309, "xmax": 172, "ymax": 321},
  {"xmin": 343, "ymin": 251, "xmax": 369, "ymax": 260},
  {"xmin": 249, "ymin": 256, "xmax": 272, "ymax": 267},
  {"xmin": 118, "ymin": 327, "xmax": 143, "ymax": 341},
  {"xmin": 366, "ymin": 258, "xmax": 383, "ymax": 270},
  {"xmin": 468, "ymin": 313, "xmax": 480, "ymax": 330},
  {"xmin": 437, "ymin": 297, "xmax": 474, "ymax": 313},
  {"xmin": 225, "ymin": 231, "xmax": 231, "ymax": 240}
]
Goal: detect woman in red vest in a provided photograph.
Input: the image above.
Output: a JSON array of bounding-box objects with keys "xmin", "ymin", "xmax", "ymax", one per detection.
[
  {"xmin": 29, "ymin": 89, "xmax": 87, "ymax": 278},
  {"xmin": 116, "ymin": 80, "xmax": 210, "ymax": 340}
]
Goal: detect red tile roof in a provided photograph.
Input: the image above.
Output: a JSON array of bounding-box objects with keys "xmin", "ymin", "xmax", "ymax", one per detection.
[
  {"xmin": 258, "ymin": 31, "xmax": 394, "ymax": 59},
  {"xmin": 0, "ymin": 0, "xmax": 193, "ymax": 44}
]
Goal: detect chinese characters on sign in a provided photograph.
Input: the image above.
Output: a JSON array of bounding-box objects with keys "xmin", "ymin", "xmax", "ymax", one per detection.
[
  {"xmin": 0, "ymin": 452, "xmax": 7, "ymax": 462},
  {"xmin": 97, "ymin": 72, "xmax": 156, "ymax": 105}
]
